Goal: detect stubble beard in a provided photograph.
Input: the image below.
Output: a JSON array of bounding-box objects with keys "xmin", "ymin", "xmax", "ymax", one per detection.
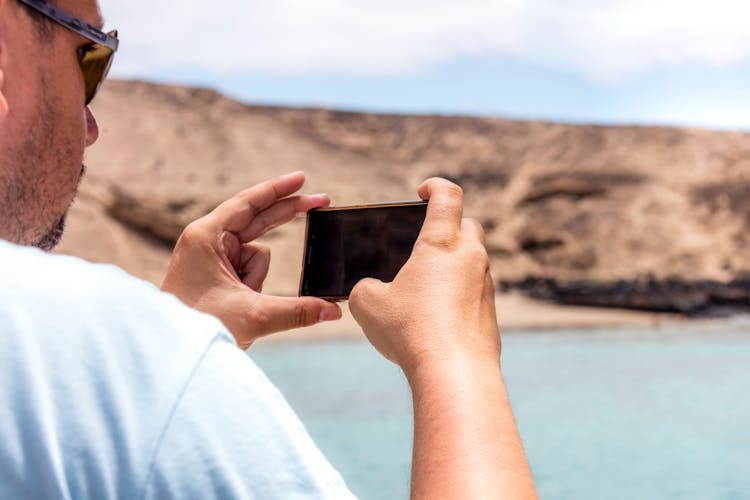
[
  {"xmin": 35, "ymin": 215, "xmax": 67, "ymax": 251},
  {"xmin": 34, "ymin": 163, "xmax": 86, "ymax": 251},
  {"xmin": 0, "ymin": 77, "xmax": 85, "ymax": 251}
]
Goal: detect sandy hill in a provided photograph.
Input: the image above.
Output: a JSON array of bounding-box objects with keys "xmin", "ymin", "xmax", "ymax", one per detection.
[{"xmin": 57, "ymin": 80, "xmax": 750, "ymax": 315}]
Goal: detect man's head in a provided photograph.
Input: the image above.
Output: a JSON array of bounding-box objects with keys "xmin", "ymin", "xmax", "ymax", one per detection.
[{"xmin": 0, "ymin": 0, "xmax": 114, "ymax": 250}]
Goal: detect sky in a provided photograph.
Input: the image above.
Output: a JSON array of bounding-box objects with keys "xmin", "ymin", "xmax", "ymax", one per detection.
[{"xmin": 99, "ymin": 0, "xmax": 750, "ymax": 130}]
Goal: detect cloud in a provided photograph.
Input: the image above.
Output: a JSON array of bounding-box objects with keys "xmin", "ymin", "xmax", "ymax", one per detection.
[{"xmin": 100, "ymin": 0, "xmax": 750, "ymax": 83}]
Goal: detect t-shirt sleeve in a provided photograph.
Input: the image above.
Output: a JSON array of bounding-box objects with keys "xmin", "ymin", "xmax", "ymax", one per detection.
[{"xmin": 140, "ymin": 333, "xmax": 356, "ymax": 500}]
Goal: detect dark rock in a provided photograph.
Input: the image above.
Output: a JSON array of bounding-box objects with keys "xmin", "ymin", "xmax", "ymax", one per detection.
[
  {"xmin": 106, "ymin": 188, "xmax": 211, "ymax": 248},
  {"xmin": 519, "ymin": 170, "xmax": 645, "ymax": 206},
  {"xmin": 432, "ymin": 163, "xmax": 510, "ymax": 191},
  {"xmin": 502, "ymin": 277, "xmax": 750, "ymax": 316},
  {"xmin": 692, "ymin": 180, "xmax": 750, "ymax": 228}
]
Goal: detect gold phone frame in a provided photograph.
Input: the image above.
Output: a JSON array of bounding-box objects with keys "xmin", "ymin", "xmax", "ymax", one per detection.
[{"xmin": 299, "ymin": 200, "xmax": 429, "ymax": 301}]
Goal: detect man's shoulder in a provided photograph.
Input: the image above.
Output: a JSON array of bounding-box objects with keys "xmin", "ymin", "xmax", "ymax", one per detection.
[
  {"xmin": 0, "ymin": 240, "xmax": 236, "ymax": 497},
  {"xmin": 0, "ymin": 238, "xmax": 233, "ymax": 404},
  {"xmin": 0, "ymin": 239, "xmax": 234, "ymax": 410},
  {"xmin": 0, "ymin": 241, "xmax": 354, "ymax": 499},
  {"xmin": 1, "ymin": 239, "xmax": 163, "ymax": 305},
  {"xmin": 0, "ymin": 239, "xmax": 226, "ymax": 344}
]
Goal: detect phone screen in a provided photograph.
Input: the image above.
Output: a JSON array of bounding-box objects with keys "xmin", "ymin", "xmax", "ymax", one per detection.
[{"xmin": 299, "ymin": 201, "xmax": 428, "ymax": 300}]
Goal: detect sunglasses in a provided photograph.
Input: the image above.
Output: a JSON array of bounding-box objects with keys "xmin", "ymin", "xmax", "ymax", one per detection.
[{"xmin": 17, "ymin": 0, "xmax": 119, "ymax": 105}]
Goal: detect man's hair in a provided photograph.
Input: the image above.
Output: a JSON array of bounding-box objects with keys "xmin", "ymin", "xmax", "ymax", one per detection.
[{"xmin": 21, "ymin": 1, "xmax": 55, "ymax": 39}]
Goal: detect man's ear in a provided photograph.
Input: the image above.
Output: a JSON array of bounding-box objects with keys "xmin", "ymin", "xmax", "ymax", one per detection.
[
  {"xmin": 0, "ymin": 0, "xmax": 7, "ymax": 122},
  {"xmin": 0, "ymin": 69, "xmax": 8, "ymax": 122}
]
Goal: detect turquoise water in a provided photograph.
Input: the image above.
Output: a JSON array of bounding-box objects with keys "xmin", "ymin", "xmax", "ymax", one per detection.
[{"xmin": 250, "ymin": 322, "xmax": 750, "ymax": 499}]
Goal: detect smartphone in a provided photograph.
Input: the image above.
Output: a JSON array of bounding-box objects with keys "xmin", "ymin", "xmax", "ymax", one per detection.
[{"xmin": 299, "ymin": 201, "xmax": 429, "ymax": 301}]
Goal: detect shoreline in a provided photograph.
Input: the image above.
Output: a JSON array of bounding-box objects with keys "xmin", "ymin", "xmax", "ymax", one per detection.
[{"xmin": 256, "ymin": 292, "xmax": 694, "ymax": 344}]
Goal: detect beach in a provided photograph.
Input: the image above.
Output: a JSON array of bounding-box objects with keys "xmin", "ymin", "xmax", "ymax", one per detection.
[{"xmin": 256, "ymin": 292, "xmax": 680, "ymax": 344}]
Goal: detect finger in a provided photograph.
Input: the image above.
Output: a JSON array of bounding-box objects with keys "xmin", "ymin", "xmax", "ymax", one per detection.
[
  {"xmin": 221, "ymin": 231, "xmax": 242, "ymax": 271},
  {"xmin": 484, "ymin": 269, "xmax": 497, "ymax": 305},
  {"xmin": 252, "ymin": 296, "xmax": 342, "ymax": 335},
  {"xmin": 349, "ymin": 277, "xmax": 388, "ymax": 316},
  {"xmin": 207, "ymin": 172, "xmax": 307, "ymax": 233},
  {"xmin": 416, "ymin": 178, "xmax": 464, "ymax": 246},
  {"xmin": 461, "ymin": 218, "xmax": 486, "ymax": 245},
  {"xmin": 238, "ymin": 194, "xmax": 331, "ymax": 243},
  {"xmin": 483, "ymin": 270, "xmax": 500, "ymax": 337},
  {"xmin": 240, "ymin": 243, "xmax": 271, "ymax": 291}
]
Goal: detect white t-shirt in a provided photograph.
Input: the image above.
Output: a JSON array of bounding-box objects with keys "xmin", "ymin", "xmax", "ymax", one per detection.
[{"xmin": 0, "ymin": 240, "xmax": 355, "ymax": 499}]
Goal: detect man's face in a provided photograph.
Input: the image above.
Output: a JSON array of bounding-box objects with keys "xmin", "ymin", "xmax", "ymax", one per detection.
[{"xmin": 0, "ymin": 0, "xmax": 103, "ymax": 250}]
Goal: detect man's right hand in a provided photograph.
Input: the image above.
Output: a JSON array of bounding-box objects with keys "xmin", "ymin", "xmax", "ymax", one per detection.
[
  {"xmin": 349, "ymin": 178, "xmax": 537, "ymax": 499},
  {"xmin": 349, "ymin": 177, "xmax": 500, "ymax": 376}
]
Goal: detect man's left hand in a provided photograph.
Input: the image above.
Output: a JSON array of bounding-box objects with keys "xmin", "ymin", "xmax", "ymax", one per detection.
[{"xmin": 161, "ymin": 172, "xmax": 342, "ymax": 348}]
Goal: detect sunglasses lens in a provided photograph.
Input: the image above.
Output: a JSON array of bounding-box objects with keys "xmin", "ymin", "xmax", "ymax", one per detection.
[{"xmin": 80, "ymin": 31, "xmax": 117, "ymax": 105}]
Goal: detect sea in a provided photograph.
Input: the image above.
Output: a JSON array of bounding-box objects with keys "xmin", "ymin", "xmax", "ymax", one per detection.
[{"xmin": 250, "ymin": 319, "xmax": 750, "ymax": 500}]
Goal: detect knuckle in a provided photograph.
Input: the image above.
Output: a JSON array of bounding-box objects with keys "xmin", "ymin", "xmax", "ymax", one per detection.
[
  {"xmin": 256, "ymin": 211, "xmax": 270, "ymax": 230},
  {"xmin": 444, "ymin": 181, "xmax": 464, "ymax": 199},
  {"xmin": 179, "ymin": 221, "xmax": 203, "ymax": 244},
  {"xmin": 467, "ymin": 243, "xmax": 490, "ymax": 271},
  {"xmin": 418, "ymin": 227, "xmax": 457, "ymax": 250},
  {"xmin": 426, "ymin": 232, "xmax": 456, "ymax": 250},
  {"xmin": 432, "ymin": 188, "xmax": 463, "ymax": 213},
  {"xmin": 466, "ymin": 217, "xmax": 483, "ymax": 232},
  {"xmin": 350, "ymin": 278, "xmax": 380, "ymax": 306},
  {"xmin": 232, "ymin": 188, "xmax": 262, "ymax": 216},
  {"xmin": 349, "ymin": 280, "xmax": 369, "ymax": 304},
  {"xmin": 293, "ymin": 303, "xmax": 315, "ymax": 328},
  {"xmin": 234, "ymin": 187, "xmax": 255, "ymax": 205},
  {"xmin": 477, "ymin": 248, "xmax": 490, "ymax": 270},
  {"xmin": 467, "ymin": 218, "xmax": 487, "ymax": 243},
  {"xmin": 465, "ymin": 232, "xmax": 488, "ymax": 255},
  {"xmin": 245, "ymin": 307, "xmax": 270, "ymax": 330},
  {"xmin": 439, "ymin": 202, "xmax": 464, "ymax": 224},
  {"xmin": 428, "ymin": 178, "xmax": 464, "ymax": 203}
]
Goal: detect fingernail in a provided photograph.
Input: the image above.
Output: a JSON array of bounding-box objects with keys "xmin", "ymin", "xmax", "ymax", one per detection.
[{"xmin": 319, "ymin": 305, "xmax": 341, "ymax": 322}]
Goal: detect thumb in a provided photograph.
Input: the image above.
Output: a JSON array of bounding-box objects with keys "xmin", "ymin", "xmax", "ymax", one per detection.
[
  {"xmin": 251, "ymin": 295, "xmax": 342, "ymax": 335},
  {"xmin": 349, "ymin": 277, "xmax": 388, "ymax": 323}
]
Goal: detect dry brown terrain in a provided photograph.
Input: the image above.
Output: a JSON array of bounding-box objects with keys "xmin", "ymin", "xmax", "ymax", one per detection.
[{"xmin": 57, "ymin": 79, "xmax": 750, "ymax": 320}]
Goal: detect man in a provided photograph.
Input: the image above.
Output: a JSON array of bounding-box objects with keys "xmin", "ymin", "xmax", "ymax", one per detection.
[{"xmin": 0, "ymin": 0, "xmax": 537, "ymax": 498}]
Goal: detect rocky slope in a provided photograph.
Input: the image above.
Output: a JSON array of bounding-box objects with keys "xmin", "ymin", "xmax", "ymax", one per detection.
[{"xmin": 57, "ymin": 80, "xmax": 750, "ymax": 315}]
